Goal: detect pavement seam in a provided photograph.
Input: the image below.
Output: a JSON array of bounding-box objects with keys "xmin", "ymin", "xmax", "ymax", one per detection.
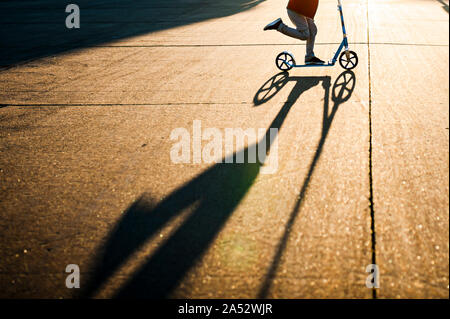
[
  {"xmin": 2, "ymin": 42, "xmax": 448, "ymax": 49},
  {"xmin": 366, "ymin": 0, "xmax": 377, "ymax": 300},
  {"xmin": 0, "ymin": 102, "xmax": 252, "ymax": 107}
]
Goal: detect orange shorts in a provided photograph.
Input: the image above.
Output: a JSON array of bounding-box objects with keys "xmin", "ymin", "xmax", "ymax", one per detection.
[{"xmin": 287, "ymin": 0, "xmax": 319, "ymax": 19}]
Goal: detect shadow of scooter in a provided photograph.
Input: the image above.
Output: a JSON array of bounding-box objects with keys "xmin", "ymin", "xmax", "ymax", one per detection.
[{"xmin": 80, "ymin": 70, "xmax": 355, "ymax": 299}]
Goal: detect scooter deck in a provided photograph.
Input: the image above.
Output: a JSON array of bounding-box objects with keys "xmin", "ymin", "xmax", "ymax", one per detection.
[{"xmin": 290, "ymin": 62, "xmax": 336, "ymax": 68}]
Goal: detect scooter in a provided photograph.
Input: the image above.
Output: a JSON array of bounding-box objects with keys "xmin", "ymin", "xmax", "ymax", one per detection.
[{"xmin": 275, "ymin": 0, "xmax": 358, "ymax": 71}]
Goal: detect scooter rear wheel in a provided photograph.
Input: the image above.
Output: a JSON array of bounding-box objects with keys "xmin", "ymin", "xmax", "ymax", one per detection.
[
  {"xmin": 276, "ymin": 52, "xmax": 295, "ymax": 71},
  {"xmin": 339, "ymin": 51, "xmax": 358, "ymax": 70}
]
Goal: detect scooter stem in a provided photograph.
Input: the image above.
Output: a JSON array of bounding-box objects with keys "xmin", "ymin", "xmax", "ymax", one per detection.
[{"xmin": 337, "ymin": 0, "xmax": 350, "ymax": 58}]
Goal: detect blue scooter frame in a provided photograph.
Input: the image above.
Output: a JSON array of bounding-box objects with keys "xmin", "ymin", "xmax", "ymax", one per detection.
[{"xmin": 276, "ymin": 0, "xmax": 358, "ymax": 71}]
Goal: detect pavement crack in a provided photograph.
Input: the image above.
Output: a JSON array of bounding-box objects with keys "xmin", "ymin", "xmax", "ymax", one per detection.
[{"xmin": 367, "ymin": 0, "xmax": 377, "ymax": 300}]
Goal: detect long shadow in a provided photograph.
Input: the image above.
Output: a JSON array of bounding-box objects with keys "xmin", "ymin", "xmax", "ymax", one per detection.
[
  {"xmin": 80, "ymin": 73, "xmax": 332, "ymax": 298},
  {"xmin": 258, "ymin": 70, "xmax": 356, "ymax": 298},
  {"xmin": 0, "ymin": 0, "xmax": 265, "ymax": 67}
]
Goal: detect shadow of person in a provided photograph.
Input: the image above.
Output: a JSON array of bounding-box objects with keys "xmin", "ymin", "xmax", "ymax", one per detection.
[
  {"xmin": 257, "ymin": 70, "xmax": 356, "ymax": 298},
  {"xmin": 80, "ymin": 70, "xmax": 355, "ymax": 299}
]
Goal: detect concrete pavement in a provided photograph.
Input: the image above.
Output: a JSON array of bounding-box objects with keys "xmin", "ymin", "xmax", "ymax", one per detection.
[{"xmin": 0, "ymin": 0, "xmax": 448, "ymax": 298}]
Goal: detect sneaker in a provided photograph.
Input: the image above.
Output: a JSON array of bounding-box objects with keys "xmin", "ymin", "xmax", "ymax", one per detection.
[
  {"xmin": 305, "ymin": 56, "xmax": 325, "ymax": 64},
  {"xmin": 264, "ymin": 18, "xmax": 282, "ymax": 31}
]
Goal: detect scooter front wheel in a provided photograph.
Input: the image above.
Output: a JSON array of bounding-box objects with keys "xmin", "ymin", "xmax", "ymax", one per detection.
[
  {"xmin": 339, "ymin": 51, "xmax": 358, "ymax": 70},
  {"xmin": 276, "ymin": 52, "xmax": 295, "ymax": 71}
]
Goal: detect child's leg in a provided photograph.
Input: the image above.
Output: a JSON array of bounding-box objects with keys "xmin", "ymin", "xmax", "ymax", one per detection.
[
  {"xmin": 264, "ymin": 11, "xmax": 324, "ymax": 63},
  {"xmin": 277, "ymin": 9, "xmax": 310, "ymax": 41},
  {"xmin": 305, "ymin": 18, "xmax": 318, "ymax": 58}
]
